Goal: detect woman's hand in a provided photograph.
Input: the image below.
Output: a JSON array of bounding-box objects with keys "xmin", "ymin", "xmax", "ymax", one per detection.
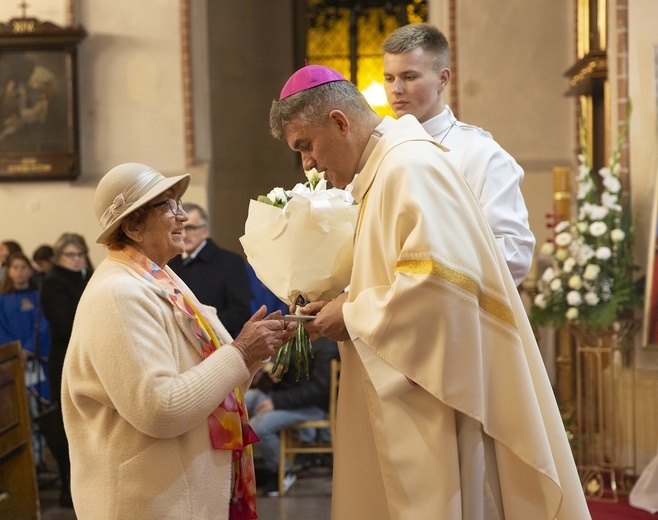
[{"xmin": 232, "ymin": 306, "xmax": 297, "ymax": 366}]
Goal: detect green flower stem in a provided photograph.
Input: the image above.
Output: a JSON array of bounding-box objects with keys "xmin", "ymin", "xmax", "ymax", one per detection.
[{"xmin": 270, "ymin": 321, "xmax": 314, "ymax": 381}]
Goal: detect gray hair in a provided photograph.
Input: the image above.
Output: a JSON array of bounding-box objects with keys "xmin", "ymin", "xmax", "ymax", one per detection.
[
  {"xmin": 381, "ymin": 23, "xmax": 450, "ymax": 71},
  {"xmin": 53, "ymin": 233, "xmax": 89, "ymax": 261},
  {"xmin": 270, "ymin": 80, "xmax": 376, "ymax": 140},
  {"xmin": 182, "ymin": 202, "xmax": 209, "ymax": 224}
]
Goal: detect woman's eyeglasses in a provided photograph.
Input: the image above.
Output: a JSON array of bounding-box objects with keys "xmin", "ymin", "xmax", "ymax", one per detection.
[{"xmin": 149, "ymin": 198, "xmax": 184, "ymax": 216}]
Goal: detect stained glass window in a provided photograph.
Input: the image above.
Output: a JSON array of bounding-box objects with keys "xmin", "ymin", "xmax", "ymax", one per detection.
[{"xmin": 302, "ymin": 0, "xmax": 427, "ymax": 117}]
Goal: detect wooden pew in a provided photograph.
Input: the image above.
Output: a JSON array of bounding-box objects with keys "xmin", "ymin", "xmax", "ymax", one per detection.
[{"xmin": 0, "ymin": 341, "xmax": 40, "ymax": 519}]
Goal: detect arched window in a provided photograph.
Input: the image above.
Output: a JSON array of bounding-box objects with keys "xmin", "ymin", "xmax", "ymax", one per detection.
[{"xmin": 295, "ymin": 0, "xmax": 427, "ymax": 116}]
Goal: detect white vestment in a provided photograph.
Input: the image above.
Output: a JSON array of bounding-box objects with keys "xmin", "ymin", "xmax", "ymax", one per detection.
[
  {"xmin": 332, "ymin": 115, "xmax": 590, "ymax": 520},
  {"xmin": 423, "ymin": 106, "xmax": 535, "ymax": 285}
]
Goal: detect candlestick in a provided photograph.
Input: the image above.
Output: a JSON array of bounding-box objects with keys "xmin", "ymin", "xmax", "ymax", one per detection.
[{"xmin": 553, "ymin": 166, "xmax": 571, "ymax": 224}]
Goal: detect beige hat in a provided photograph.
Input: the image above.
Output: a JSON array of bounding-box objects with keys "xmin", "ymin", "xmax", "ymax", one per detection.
[{"xmin": 95, "ymin": 162, "xmax": 191, "ymax": 244}]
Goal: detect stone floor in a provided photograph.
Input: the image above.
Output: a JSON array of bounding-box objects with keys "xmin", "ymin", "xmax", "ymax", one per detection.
[{"xmin": 39, "ymin": 464, "xmax": 332, "ymax": 520}]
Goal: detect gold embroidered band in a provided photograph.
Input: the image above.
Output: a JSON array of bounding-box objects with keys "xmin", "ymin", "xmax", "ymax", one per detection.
[
  {"xmin": 395, "ymin": 258, "xmax": 516, "ymax": 330},
  {"xmin": 354, "ymin": 191, "xmax": 369, "ymax": 242}
]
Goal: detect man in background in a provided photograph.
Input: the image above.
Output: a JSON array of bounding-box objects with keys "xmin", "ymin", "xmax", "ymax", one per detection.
[
  {"xmin": 169, "ymin": 202, "xmax": 251, "ymax": 338},
  {"xmin": 382, "ymin": 23, "xmax": 535, "ymax": 286}
]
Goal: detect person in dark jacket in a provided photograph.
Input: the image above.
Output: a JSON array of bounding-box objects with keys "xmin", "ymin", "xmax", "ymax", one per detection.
[
  {"xmin": 245, "ymin": 337, "xmax": 339, "ymax": 496},
  {"xmin": 168, "ymin": 202, "xmax": 251, "ymax": 338},
  {"xmin": 40, "ymin": 232, "xmax": 92, "ymax": 508}
]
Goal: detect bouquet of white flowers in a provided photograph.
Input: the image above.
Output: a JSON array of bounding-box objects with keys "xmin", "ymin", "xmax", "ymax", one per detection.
[
  {"xmin": 240, "ymin": 169, "xmax": 357, "ymax": 379},
  {"xmin": 530, "ymin": 109, "xmax": 641, "ymax": 331}
]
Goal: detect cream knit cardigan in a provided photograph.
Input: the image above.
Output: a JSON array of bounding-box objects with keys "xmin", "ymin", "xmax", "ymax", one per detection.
[{"xmin": 62, "ymin": 257, "xmax": 259, "ymax": 519}]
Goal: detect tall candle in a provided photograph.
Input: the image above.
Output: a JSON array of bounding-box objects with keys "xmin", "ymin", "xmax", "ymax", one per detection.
[{"xmin": 553, "ymin": 166, "xmax": 571, "ymax": 223}]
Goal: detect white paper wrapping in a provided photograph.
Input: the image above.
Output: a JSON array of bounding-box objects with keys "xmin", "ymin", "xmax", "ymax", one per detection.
[{"xmin": 240, "ymin": 192, "xmax": 358, "ymax": 306}]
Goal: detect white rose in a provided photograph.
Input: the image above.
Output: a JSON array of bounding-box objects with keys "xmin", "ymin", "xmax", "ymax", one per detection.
[
  {"xmin": 601, "ymin": 192, "xmax": 621, "ymax": 211},
  {"xmin": 562, "ymin": 257, "xmax": 576, "ymax": 273},
  {"xmin": 555, "ymin": 232, "xmax": 572, "ymax": 247},
  {"xmin": 589, "ymin": 221, "xmax": 607, "ymax": 237},
  {"xmin": 578, "ymin": 203, "xmax": 590, "ymax": 221},
  {"xmin": 567, "ymin": 290, "xmax": 582, "ymax": 306},
  {"xmin": 595, "ymin": 247, "xmax": 612, "ymax": 260},
  {"xmin": 587, "ymin": 205, "xmax": 609, "ymax": 221},
  {"xmin": 550, "ymin": 278, "xmax": 562, "ymax": 291},
  {"xmin": 603, "ymin": 175, "xmax": 621, "ymax": 194},
  {"xmin": 555, "ymin": 221, "xmax": 571, "ymax": 233},
  {"xmin": 583, "ymin": 263, "xmax": 601, "ymax": 280},
  {"xmin": 578, "ymin": 244, "xmax": 595, "ymax": 263},
  {"xmin": 610, "ymin": 229, "xmax": 625, "ymax": 242},
  {"xmin": 267, "ymin": 187, "xmax": 288, "ymax": 203},
  {"xmin": 540, "ymin": 242, "xmax": 555, "ymax": 256},
  {"xmin": 541, "ymin": 267, "xmax": 555, "ymax": 283},
  {"xmin": 577, "ymin": 181, "xmax": 593, "ymax": 200},
  {"xmin": 555, "ymin": 249, "xmax": 569, "ymax": 261},
  {"xmin": 584, "ymin": 292, "xmax": 600, "ymax": 305},
  {"xmin": 534, "ymin": 294, "xmax": 547, "ymax": 309},
  {"xmin": 568, "ymin": 275, "xmax": 583, "ymax": 290},
  {"xmin": 566, "ymin": 307, "xmax": 579, "ymax": 320}
]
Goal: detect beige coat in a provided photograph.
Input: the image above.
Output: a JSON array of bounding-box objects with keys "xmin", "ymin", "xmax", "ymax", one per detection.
[
  {"xmin": 333, "ymin": 116, "xmax": 590, "ymax": 519},
  {"xmin": 62, "ymin": 258, "xmax": 256, "ymax": 519}
]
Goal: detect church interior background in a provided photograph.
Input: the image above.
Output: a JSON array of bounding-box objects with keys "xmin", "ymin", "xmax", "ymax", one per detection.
[{"xmin": 1, "ymin": 0, "xmax": 658, "ymax": 513}]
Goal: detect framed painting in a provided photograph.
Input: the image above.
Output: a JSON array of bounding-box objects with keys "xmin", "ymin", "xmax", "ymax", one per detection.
[{"xmin": 0, "ymin": 17, "xmax": 85, "ymax": 181}]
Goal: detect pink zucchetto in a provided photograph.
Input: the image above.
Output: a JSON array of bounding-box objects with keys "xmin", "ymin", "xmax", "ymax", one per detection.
[{"xmin": 279, "ymin": 64, "xmax": 347, "ymax": 100}]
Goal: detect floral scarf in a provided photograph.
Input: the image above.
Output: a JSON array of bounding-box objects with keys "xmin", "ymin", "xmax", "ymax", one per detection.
[{"xmin": 109, "ymin": 246, "xmax": 259, "ymax": 519}]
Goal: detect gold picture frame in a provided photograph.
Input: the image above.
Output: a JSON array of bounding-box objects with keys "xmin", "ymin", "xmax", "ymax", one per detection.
[{"xmin": 0, "ymin": 16, "xmax": 85, "ymax": 181}]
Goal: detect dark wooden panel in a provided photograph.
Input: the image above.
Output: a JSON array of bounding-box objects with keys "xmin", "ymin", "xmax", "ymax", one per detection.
[{"xmin": 0, "ymin": 341, "xmax": 39, "ymax": 520}]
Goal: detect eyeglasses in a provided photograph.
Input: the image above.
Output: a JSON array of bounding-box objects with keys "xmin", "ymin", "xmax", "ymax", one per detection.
[
  {"xmin": 183, "ymin": 224, "xmax": 206, "ymax": 231},
  {"xmin": 61, "ymin": 252, "xmax": 86, "ymax": 259},
  {"xmin": 149, "ymin": 198, "xmax": 184, "ymax": 216}
]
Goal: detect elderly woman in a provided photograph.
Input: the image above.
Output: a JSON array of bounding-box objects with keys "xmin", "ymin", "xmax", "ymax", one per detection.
[{"xmin": 61, "ymin": 163, "xmax": 296, "ymax": 520}]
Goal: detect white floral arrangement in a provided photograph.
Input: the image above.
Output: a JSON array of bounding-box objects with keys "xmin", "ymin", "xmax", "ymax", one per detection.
[
  {"xmin": 256, "ymin": 168, "xmax": 330, "ymax": 208},
  {"xmin": 240, "ymin": 168, "xmax": 357, "ymax": 378},
  {"xmin": 530, "ymin": 110, "xmax": 641, "ymax": 332}
]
